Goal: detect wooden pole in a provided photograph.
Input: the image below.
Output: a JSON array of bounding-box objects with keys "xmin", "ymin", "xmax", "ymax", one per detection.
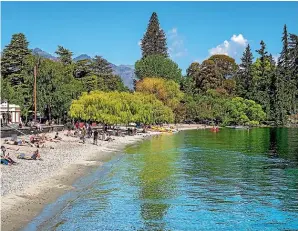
[{"xmin": 34, "ymin": 66, "xmax": 37, "ymax": 121}]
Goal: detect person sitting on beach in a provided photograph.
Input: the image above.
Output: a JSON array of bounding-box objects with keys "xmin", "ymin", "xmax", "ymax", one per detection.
[
  {"xmin": 1, "ymin": 146, "xmax": 17, "ymax": 165},
  {"xmin": 54, "ymin": 132, "xmax": 62, "ymax": 140}
]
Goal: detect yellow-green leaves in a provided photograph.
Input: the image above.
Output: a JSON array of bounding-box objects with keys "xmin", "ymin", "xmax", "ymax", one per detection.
[{"xmin": 69, "ymin": 91, "xmax": 174, "ymax": 124}]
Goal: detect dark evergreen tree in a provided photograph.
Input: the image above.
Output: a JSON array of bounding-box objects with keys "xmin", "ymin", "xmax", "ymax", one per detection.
[
  {"xmin": 91, "ymin": 55, "xmax": 113, "ymax": 76},
  {"xmin": 73, "ymin": 59, "xmax": 92, "ymax": 78},
  {"xmin": 236, "ymin": 44, "xmax": 254, "ymax": 98},
  {"xmin": 55, "ymin": 45, "xmax": 73, "ymax": 65},
  {"xmin": 141, "ymin": 12, "xmax": 168, "ymax": 58},
  {"xmin": 1, "ymin": 33, "xmax": 31, "ymax": 84},
  {"xmin": 289, "ymin": 33, "xmax": 298, "ymax": 113},
  {"xmin": 255, "ymin": 40, "xmax": 272, "ymax": 119},
  {"xmin": 277, "ymin": 25, "xmax": 294, "ymax": 115}
]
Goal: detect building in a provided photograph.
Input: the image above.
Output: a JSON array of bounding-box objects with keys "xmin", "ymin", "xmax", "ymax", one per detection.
[{"xmin": 0, "ymin": 100, "xmax": 21, "ymax": 124}]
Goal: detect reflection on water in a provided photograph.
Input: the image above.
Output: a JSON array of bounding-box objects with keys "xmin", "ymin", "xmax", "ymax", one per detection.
[{"xmin": 25, "ymin": 128, "xmax": 298, "ymax": 231}]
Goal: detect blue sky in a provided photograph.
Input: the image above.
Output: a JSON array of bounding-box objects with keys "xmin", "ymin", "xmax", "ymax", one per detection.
[{"xmin": 1, "ymin": 1, "xmax": 298, "ymax": 72}]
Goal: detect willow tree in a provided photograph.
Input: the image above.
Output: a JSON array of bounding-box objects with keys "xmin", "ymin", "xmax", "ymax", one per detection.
[{"xmin": 69, "ymin": 91, "xmax": 174, "ymax": 125}]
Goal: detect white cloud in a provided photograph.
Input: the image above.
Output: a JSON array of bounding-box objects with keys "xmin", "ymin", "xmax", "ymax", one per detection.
[
  {"xmin": 231, "ymin": 34, "xmax": 248, "ymax": 46},
  {"xmin": 138, "ymin": 40, "xmax": 142, "ymax": 47},
  {"xmin": 167, "ymin": 28, "xmax": 187, "ymax": 58},
  {"xmin": 208, "ymin": 34, "xmax": 248, "ymax": 60}
]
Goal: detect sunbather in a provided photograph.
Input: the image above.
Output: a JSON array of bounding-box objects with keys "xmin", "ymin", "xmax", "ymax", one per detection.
[{"xmin": 17, "ymin": 149, "xmax": 41, "ymax": 160}]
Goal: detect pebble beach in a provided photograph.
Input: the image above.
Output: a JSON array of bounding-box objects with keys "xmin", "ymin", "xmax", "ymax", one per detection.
[
  {"xmin": 0, "ymin": 124, "xmax": 206, "ymax": 231},
  {"xmin": 0, "ymin": 130, "xmax": 161, "ymax": 231}
]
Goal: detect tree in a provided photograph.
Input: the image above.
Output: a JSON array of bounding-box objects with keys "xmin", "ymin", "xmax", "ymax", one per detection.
[
  {"xmin": 277, "ymin": 25, "xmax": 295, "ymax": 115},
  {"xmin": 208, "ymin": 54, "xmax": 237, "ymax": 79},
  {"xmin": 55, "ymin": 45, "xmax": 73, "ymax": 65},
  {"xmin": 289, "ymin": 33, "xmax": 298, "ymax": 113},
  {"xmin": 186, "ymin": 62, "xmax": 200, "ymax": 79},
  {"xmin": 1, "ymin": 33, "xmax": 31, "ymax": 84},
  {"xmin": 73, "ymin": 59, "xmax": 92, "ymax": 78},
  {"xmin": 195, "ymin": 60, "xmax": 221, "ymax": 92},
  {"xmin": 69, "ymin": 91, "xmax": 174, "ymax": 124},
  {"xmin": 185, "ymin": 62, "xmax": 200, "ymax": 94},
  {"xmin": 91, "ymin": 55, "xmax": 113, "ymax": 75},
  {"xmin": 141, "ymin": 12, "xmax": 168, "ymax": 58},
  {"xmin": 236, "ymin": 44, "xmax": 254, "ymax": 98},
  {"xmin": 254, "ymin": 41, "xmax": 272, "ymax": 119},
  {"xmin": 222, "ymin": 79, "xmax": 236, "ymax": 95},
  {"xmin": 135, "ymin": 77, "xmax": 183, "ymax": 111},
  {"xmin": 135, "ymin": 55, "xmax": 182, "ymax": 83}
]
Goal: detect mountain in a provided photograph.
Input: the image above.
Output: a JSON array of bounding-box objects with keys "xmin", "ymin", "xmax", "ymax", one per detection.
[
  {"xmin": 31, "ymin": 48, "xmax": 135, "ymax": 89},
  {"xmin": 32, "ymin": 48, "xmax": 57, "ymax": 60},
  {"xmin": 73, "ymin": 54, "xmax": 91, "ymax": 62},
  {"xmin": 110, "ymin": 64, "xmax": 136, "ymax": 90}
]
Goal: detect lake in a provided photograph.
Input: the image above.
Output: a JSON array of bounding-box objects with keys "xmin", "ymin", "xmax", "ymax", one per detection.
[{"xmin": 24, "ymin": 128, "xmax": 298, "ymax": 231}]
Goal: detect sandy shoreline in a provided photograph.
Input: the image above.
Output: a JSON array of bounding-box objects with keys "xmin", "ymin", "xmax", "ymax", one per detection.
[{"xmin": 1, "ymin": 124, "xmax": 207, "ymax": 231}]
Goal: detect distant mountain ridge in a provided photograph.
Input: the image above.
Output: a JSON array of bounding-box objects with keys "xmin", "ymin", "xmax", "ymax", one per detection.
[
  {"xmin": 32, "ymin": 48, "xmax": 135, "ymax": 89},
  {"xmin": 32, "ymin": 48, "xmax": 57, "ymax": 61}
]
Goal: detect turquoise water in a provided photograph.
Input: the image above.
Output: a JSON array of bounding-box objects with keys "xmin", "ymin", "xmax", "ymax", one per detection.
[{"xmin": 24, "ymin": 128, "xmax": 298, "ymax": 231}]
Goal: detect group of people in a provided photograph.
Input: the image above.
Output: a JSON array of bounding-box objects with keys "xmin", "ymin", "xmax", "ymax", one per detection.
[
  {"xmin": 0, "ymin": 131, "xmax": 65, "ymax": 166},
  {"xmin": 1, "ymin": 145, "xmax": 41, "ymax": 166},
  {"xmin": 70, "ymin": 122, "xmax": 118, "ymax": 145}
]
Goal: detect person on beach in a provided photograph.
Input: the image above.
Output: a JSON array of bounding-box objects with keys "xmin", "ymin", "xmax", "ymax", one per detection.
[
  {"xmin": 93, "ymin": 129, "xmax": 99, "ymax": 145},
  {"xmin": 82, "ymin": 127, "xmax": 86, "ymax": 144},
  {"xmin": 1, "ymin": 146, "xmax": 17, "ymax": 165},
  {"xmin": 17, "ymin": 149, "xmax": 41, "ymax": 160},
  {"xmin": 54, "ymin": 132, "xmax": 62, "ymax": 140},
  {"xmin": 88, "ymin": 125, "xmax": 92, "ymax": 138}
]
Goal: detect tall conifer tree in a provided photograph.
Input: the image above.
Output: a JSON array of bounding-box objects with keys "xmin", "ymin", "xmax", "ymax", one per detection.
[
  {"xmin": 236, "ymin": 44, "xmax": 254, "ymax": 99},
  {"xmin": 141, "ymin": 12, "xmax": 168, "ymax": 58}
]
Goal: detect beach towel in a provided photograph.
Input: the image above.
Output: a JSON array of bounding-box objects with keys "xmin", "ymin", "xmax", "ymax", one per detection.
[{"xmin": 1, "ymin": 159, "xmax": 9, "ymax": 165}]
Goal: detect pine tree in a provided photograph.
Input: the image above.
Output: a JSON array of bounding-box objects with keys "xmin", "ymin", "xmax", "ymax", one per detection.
[
  {"xmin": 1, "ymin": 33, "xmax": 31, "ymax": 84},
  {"xmin": 289, "ymin": 33, "xmax": 298, "ymax": 114},
  {"xmin": 91, "ymin": 55, "xmax": 113, "ymax": 76},
  {"xmin": 236, "ymin": 44, "xmax": 254, "ymax": 98},
  {"xmin": 277, "ymin": 25, "xmax": 294, "ymax": 115},
  {"xmin": 55, "ymin": 45, "xmax": 73, "ymax": 65},
  {"xmin": 141, "ymin": 12, "xmax": 168, "ymax": 58},
  {"xmin": 255, "ymin": 40, "xmax": 272, "ymax": 119}
]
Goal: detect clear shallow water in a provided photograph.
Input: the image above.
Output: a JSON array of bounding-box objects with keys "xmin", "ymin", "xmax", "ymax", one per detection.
[{"xmin": 24, "ymin": 128, "xmax": 298, "ymax": 231}]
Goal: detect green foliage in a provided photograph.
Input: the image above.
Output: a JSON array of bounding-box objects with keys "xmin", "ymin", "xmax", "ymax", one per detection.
[
  {"xmin": 183, "ymin": 93, "xmax": 266, "ymax": 126},
  {"xmin": 141, "ymin": 12, "xmax": 168, "ymax": 58},
  {"xmin": 1, "ymin": 33, "xmax": 31, "ymax": 84},
  {"xmin": 186, "ymin": 56, "xmax": 236, "ymax": 94},
  {"xmin": 235, "ymin": 44, "xmax": 254, "ymax": 98},
  {"xmin": 135, "ymin": 55, "xmax": 182, "ymax": 83},
  {"xmin": 208, "ymin": 54, "xmax": 237, "ymax": 79},
  {"xmin": 91, "ymin": 56, "xmax": 113, "ymax": 75},
  {"xmin": 135, "ymin": 77, "xmax": 184, "ymax": 116},
  {"xmin": 69, "ymin": 91, "xmax": 174, "ymax": 124},
  {"xmin": 55, "ymin": 45, "xmax": 73, "ymax": 65},
  {"xmin": 74, "ymin": 59, "xmax": 92, "ymax": 78}
]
